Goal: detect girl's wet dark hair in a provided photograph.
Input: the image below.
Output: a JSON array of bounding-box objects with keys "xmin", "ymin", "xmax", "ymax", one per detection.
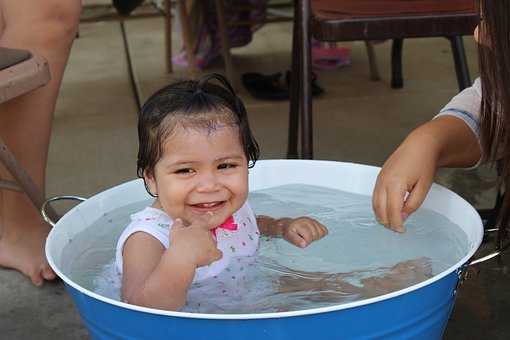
[{"xmin": 137, "ymin": 73, "xmax": 260, "ymax": 182}]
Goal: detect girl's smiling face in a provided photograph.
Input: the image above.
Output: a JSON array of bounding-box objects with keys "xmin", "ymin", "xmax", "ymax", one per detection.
[{"xmin": 144, "ymin": 124, "xmax": 249, "ymax": 229}]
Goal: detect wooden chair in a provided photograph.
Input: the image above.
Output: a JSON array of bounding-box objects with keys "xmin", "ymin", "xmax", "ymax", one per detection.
[
  {"xmin": 288, "ymin": 0, "xmax": 479, "ymax": 159},
  {"xmin": 0, "ymin": 47, "xmax": 57, "ymax": 219}
]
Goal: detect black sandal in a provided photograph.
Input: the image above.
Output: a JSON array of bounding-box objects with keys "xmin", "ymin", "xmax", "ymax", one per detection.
[
  {"xmin": 242, "ymin": 72, "xmax": 289, "ymax": 100},
  {"xmin": 242, "ymin": 71, "xmax": 324, "ymax": 101}
]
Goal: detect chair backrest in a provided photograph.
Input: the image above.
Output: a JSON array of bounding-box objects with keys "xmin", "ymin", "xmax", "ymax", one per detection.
[
  {"xmin": 311, "ymin": 0, "xmax": 478, "ymax": 41},
  {"xmin": 312, "ymin": 0, "xmax": 475, "ymax": 17}
]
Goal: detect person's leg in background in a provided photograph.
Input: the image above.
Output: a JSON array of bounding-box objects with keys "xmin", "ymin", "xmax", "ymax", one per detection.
[{"xmin": 0, "ymin": 0, "xmax": 81, "ymax": 286}]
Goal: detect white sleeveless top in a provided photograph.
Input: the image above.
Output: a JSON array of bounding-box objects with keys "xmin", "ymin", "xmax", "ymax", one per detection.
[{"xmin": 115, "ymin": 201, "xmax": 260, "ymax": 282}]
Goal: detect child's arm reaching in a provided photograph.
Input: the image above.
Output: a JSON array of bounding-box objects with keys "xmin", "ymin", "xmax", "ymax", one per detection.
[
  {"xmin": 121, "ymin": 218, "xmax": 222, "ymax": 310},
  {"xmin": 372, "ymin": 115, "xmax": 481, "ymax": 233},
  {"xmin": 256, "ymin": 215, "xmax": 328, "ymax": 248}
]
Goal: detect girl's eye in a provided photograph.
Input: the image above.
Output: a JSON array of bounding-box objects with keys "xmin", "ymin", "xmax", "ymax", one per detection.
[
  {"xmin": 218, "ymin": 163, "xmax": 237, "ymax": 170},
  {"xmin": 175, "ymin": 168, "xmax": 195, "ymax": 175}
]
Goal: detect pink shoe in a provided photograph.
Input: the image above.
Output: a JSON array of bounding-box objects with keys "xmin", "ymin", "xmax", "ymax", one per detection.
[
  {"xmin": 311, "ymin": 39, "xmax": 351, "ymax": 70},
  {"xmin": 172, "ymin": 48, "xmax": 221, "ymax": 70},
  {"xmin": 172, "ymin": 21, "xmax": 251, "ymax": 70},
  {"xmin": 172, "ymin": 28, "xmax": 222, "ymax": 69}
]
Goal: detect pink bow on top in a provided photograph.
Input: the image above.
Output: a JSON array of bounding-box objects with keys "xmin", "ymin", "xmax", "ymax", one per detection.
[{"xmin": 211, "ymin": 216, "xmax": 238, "ymax": 237}]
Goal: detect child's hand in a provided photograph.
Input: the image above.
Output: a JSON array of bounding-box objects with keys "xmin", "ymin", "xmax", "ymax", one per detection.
[
  {"xmin": 372, "ymin": 130, "xmax": 438, "ymax": 233},
  {"xmin": 169, "ymin": 218, "xmax": 223, "ymax": 268},
  {"xmin": 372, "ymin": 116, "xmax": 481, "ymax": 233},
  {"xmin": 282, "ymin": 217, "xmax": 328, "ymax": 248}
]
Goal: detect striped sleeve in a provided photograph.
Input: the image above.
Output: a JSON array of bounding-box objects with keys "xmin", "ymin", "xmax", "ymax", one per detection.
[
  {"xmin": 433, "ymin": 78, "xmax": 482, "ymax": 168},
  {"xmin": 434, "ymin": 78, "xmax": 481, "ymax": 140}
]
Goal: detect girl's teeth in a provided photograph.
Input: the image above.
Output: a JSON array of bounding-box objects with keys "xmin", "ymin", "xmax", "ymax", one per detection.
[{"xmin": 198, "ymin": 202, "xmax": 218, "ymax": 208}]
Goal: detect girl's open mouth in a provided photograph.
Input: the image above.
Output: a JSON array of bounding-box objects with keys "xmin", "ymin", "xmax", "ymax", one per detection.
[{"xmin": 189, "ymin": 201, "xmax": 226, "ymax": 213}]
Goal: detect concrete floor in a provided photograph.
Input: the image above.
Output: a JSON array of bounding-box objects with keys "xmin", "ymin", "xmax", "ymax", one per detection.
[{"xmin": 1, "ymin": 6, "xmax": 509, "ymax": 340}]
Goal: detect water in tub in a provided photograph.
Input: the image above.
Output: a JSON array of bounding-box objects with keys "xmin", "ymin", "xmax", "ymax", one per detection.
[{"xmin": 62, "ymin": 184, "xmax": 469, "ymax": 313}]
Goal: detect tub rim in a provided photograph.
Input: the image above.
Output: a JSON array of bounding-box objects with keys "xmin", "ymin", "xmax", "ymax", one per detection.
[{"xmin": 45, "ymin": 159, "xmax": 483, "ymax": 320}]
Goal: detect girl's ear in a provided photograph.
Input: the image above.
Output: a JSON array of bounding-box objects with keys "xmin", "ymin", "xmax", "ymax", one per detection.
[{"xmin": 144, "ymin": 169, "xmax": 158, "ymax": 197}]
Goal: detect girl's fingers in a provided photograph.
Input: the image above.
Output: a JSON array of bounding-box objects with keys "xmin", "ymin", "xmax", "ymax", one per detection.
[
  {"xmin": 373, "ymin": 184, "xmax": 389, "ymax": 227},
  {"xmin": 173, "ymin": 218, "xmax": 185, "ymax": 228},
  {"xmin": 313, "ymin": 221, "xmax": 324, "ymax": 241},
  {"xmin": 286, "ymin": 228, "xmax": 307, "ymax": 248},
  {"xmin": 403, "ymin": 177, "xmax": 431, "ymax": 216},
  {"xmin": 212, "ymin": 249, "xmax": 223, "ymax": 262},
  {"xmin": 314, "ymin": 222, "xmax": 328, "ymax": 239},
  {"xmin": 387, "ymin": 185, "xmax": 407, "ymax": 232},
  {"xmin": 296, "ymin": 226, "xmax": 312, "ymax": 244},
  {"xmin": 320, "ymin": 224, "xmax": 329, "ymax": 236},
  {"xmin": 286, "ymin": 219, "xmax": 328, "ymax": 247},
  {"xmin": 193, "ymin": 211, "xmax": 215, "ymax": 229},
  {"xmin": 309, "ymin": 222, "xmax": 320, "ymax": 240}
]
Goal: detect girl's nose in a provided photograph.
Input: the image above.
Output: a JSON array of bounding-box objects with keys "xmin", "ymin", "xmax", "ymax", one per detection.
[{"xmin": 196, "ymin": 172, "xmax": 220, "ymax": 192}]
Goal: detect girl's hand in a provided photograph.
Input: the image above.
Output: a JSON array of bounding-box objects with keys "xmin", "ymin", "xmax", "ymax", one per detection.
[
  {"xmin": 372, "ymin": 132, "xmax": 439, "ymax": 233},
  {"xmin": 373, "ymin": 116, "xmax": 481, "ymax": 233},
  {"xmin": 169, "ymin": 218, "xmax": 223, "ymax": 268},
  {"xmin": 282, "ymin": 217, "xmax": 328, "ymax": 248}
]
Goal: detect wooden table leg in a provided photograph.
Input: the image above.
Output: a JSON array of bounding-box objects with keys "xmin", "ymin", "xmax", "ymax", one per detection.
[
  {"xmin": 178, "ymin": 0, "xmax": 198, "ymax": 78},
  {"xmin": 215, "ymin": 0, "xmax": 237, "ymax": 89}
]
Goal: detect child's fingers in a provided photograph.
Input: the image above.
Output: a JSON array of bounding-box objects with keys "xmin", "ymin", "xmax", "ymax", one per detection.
[
  {"xmin": 211, "ymin": 249, "xmax": 223, "ymax": 262},
  {"xmin": 295, "ymin": 226, "xmax": 313, "ymax": 245},
  {"xmin": 403, "ymin": 177, "xmax": 431, "ymax": 216},
  {"xmin": 309, "ymin": 221, "xmax": 323, "ymax": 240},
  {"xmin": 193, "ymin": 211, "xmax": 215, "ymax": 229},
  {"xmin": 172, "ymin": 218, "xmax": 185, "ymax": 229},
  {"xmin": 294, "ymin": 219, "xmax": 328, "ymax": 242},
  {"xmin": 387, "ymin": 185, "xmax": 407, "ymax": 233},
  {"xmin": 286, "ymin": 228, "xmax": 308, "ymax": 248},
  {"xmin": 372, "ymin": 182, "xmax": 389, "ymax": 227},
  {"xmin": 301, "ymin": 221, "xmax": 318, "ymax": 240},
  {"xmin": 315, "ymin": 223, "xmax": 328, "ymax": 238}
]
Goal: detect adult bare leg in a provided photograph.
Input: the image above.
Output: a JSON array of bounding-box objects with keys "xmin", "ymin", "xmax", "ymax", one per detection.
[{"xmin": 0, "ymin": 0, "xmax": 81, "ymax": 286}]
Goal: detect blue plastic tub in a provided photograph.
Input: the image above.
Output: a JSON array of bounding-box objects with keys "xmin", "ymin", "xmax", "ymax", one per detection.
[{"xmin": 46, "ymin": 160, "xmax": 483, "ymax": 340}]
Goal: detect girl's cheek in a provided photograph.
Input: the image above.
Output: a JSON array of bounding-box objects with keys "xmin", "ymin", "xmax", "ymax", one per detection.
[{"xmin": 474, "ymin": 25, "xmax": 480, "ymax": 43}]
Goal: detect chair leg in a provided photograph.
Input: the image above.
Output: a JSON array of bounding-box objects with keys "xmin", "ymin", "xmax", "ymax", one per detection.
[
  {"xmin": 164, "ymin": 0, "xmax": 173, "ymax": 74},
  {"xmin": 365, "ymin": 41, "xmax": 381, "ymax": 81},
  {"xmin": 178, "ymin": 0, "xmax": 198, "ymax": 78},
  {"xmin": 215, "ymin": 0, "xmax": 237, "ymax": 89},
  {"xmin": 300, "ymin": 0, "xmax": 313, "ymax": 159},
  {"xmin": 449, "ymin": 36, "xmax": 471, "ymax": 91},
  {"xmin": 287, "ymin": 0, "xmax": 301, "ymax": 159},
  {"xmin": 391, "ymin": 38, "xmax": 404, "ymax": 89},
  {"xmin": 0, "ymin": 136, "xmax": 58, "ymax": 222}
]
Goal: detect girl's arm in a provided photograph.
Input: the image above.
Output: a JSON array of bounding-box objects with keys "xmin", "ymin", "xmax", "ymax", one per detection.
[
  {"xmin": 121, "ymin": 232, "xmax": 195, "ymax": 310},
  {"xmin": 256, "ymin": 215, "xmax": 328, "ymax": 248},
  {"xmin": 426, "ymin": 115, "xmax": 481, "ymax": 168},
  {"xmin": 256, "ymin": 215, "xmax": 292, "ymax": 236},
  {"xmin": 121, "ymin": 218, "xmax": 222, "ymax": 310},
  {"xmin": 372, "ymin": 115, "xmax": 481, "ymax": 233}
]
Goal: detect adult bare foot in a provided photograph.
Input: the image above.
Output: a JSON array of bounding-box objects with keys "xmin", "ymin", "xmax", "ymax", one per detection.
[{"xmin": 0, "ymin": 222, "xmax": 56, "ymax": 286}]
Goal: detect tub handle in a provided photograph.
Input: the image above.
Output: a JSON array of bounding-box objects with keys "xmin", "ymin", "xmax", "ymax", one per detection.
[
  {"xmin": 468, "ymin": 227, "xmax": 510, "ymax": 266},
  {"xmin": 454, "ymin": 229, "xmax": 510, "ymax": 286},
  {"xmin": 468, "ymin": 241, "xmax": 510, "ymax": 266},
  {"xmin": 41, "ymin": 195, "xmax": 86, "ymax": 227}
]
